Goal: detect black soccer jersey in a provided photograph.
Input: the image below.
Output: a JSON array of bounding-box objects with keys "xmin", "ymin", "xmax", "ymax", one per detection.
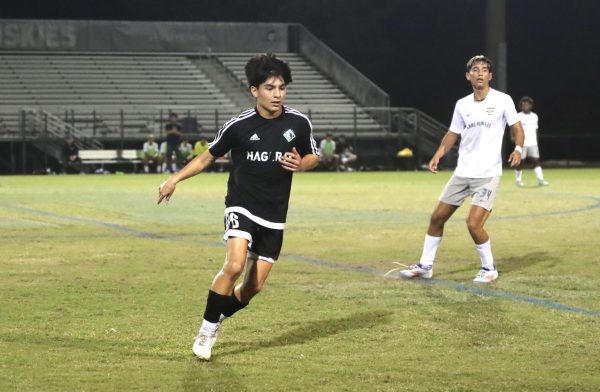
[{"xmin": 208, "ymin": 106, "xmax": 319, "ymax": 225}]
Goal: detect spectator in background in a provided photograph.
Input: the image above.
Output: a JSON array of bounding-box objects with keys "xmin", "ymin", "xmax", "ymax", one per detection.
[
  {"xmin": 514, "ymin": 96, "xmax": 549, "ymax": 187},
  {"xmin": 319, "ymin": 133, "xmax": 339, "ymax": 171},
  {"xmin": 193, "ymin": 137, "xmax": 209, "ymax": 158},
  {"xmin": 143, "ymin": 134, "xmax": 161, "ymax": 173},
  {"xmin": 165, "ymin": 112, "xmax": 182, "ymax": 173},
  {"xmin": 178, "ymin": 139, "xmax": 194, "ymax": 167},
  {"xmin": 335, "ymin": 134, "xmax": 358, "ymax": 171},
  {"xmin": 62, "ymin": 136, "xmax": 81, "ymax": 174}
]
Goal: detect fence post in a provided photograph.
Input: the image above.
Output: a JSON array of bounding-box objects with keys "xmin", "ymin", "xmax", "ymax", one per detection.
[
  {"xmin": 353, "ymin": 107, "xmax": 358, "ymax": 153},
  {"xmin": 119, "ymin": 109, "xmax": 125, "ymax": 153},
  {"xmin": 21, "ymin": 110, "xmax": 27, "ymax": 174},
  {"xmin": 92, "ymin": 110, "xmax": 97, "ymax": 137},
  {"xmin": 43, "ymin": 112, "xmax": 49, "ymax": 170},
  {"xmin": 414, "ymin": 111, "xmax": 421, "ymax": 169}
]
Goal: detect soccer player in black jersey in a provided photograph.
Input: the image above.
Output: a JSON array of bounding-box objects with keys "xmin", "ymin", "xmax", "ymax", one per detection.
[{"xmin": 158, "ymin": 53, "xmax": 320, "ymax": 360}]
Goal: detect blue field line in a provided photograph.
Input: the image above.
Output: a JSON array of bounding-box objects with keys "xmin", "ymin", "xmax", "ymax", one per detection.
[
  {"xmin": 286, "ymin": 254, "xmax": 600, "ymax": 318},
  {"xmin": 3, "ymin": 203, "xmax": 600, "ymax": 318},
  {"xmin": 493, "ymin": 192, "xmax": 600, "ymax": 221}
]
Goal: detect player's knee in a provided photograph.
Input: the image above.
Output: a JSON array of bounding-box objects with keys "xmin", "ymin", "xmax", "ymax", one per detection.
[
  {"xmin": 466, "ymin": 217, "xmax": 482, "ymax": 235},
  {"xmin": 222, "ymin": 260, "xmax": 245, "ymax": 280},
  {"xmin": 430, "ymin": 212, "xmax": 446, "ymax": 227}
]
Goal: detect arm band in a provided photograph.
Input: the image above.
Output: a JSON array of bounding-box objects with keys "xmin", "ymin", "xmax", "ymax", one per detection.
[{"xmin": 514, "ymin": 146, "xmax": 523, "ymax": 154}]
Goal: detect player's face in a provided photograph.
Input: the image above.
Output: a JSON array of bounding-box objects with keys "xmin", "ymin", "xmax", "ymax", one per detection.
[
  {"xmin": 466, "ymin": 61, "xmax": 492, "ymax": 90},
  {"xmin": 521, "ymin": 101, "xmax": 533, "ymax": 113},
  {"xmin": 251, "ymin": 76, "xmax": 287, "ymax": 119}
]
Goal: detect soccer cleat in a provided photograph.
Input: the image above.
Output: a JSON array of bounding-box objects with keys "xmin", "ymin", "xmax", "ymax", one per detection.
[
  {"xmin": 192, "ymin": 322, "xmax": 220, "ymax": 361},
  {"xmin": 473, "ymin": 268, "xmax": 498, "ymax": 283},
  {"xmin": 192, "ymin": 334, "xmax": 217, "ymax": 360},
  {"xmin": 538, "ymin": 180, "xmax": 549, "ymax": 186},
  {"xmin": 515, "ymin": 180, "xmax": 524, "ymax": 187},
  {"xmin": 399, "ymin": 264, "xmax": 433, "ymax": 279}
]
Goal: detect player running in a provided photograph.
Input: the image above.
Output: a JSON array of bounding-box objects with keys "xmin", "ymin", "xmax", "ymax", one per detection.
[
  {"xmin": 400, "ymin": 55, "xmax": 524, "ymax": 283},
  {"xmin": 514, "ymin": 96, "xmax": 549, "ymax": 186},
  {"xmin": 158, "ymin": 53, "xmax": 320, "ymax": 360}
]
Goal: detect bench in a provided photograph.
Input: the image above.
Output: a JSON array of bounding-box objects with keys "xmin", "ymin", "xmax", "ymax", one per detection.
[{"xmin": 79, "ymin": 149, "xmax": 142, "ymax": 173}]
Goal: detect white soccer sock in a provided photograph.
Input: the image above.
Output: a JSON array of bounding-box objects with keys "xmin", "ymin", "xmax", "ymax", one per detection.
[
  {"xmin": 419, "ymin": 234, "xmax": 442, "ymax": 267},
  {"xmin": 534, "ymin": 166, "xmax": 544, "ymax": 181},
  {"xmin": 515, "ymin": 170, "xmax": 522, "ymax": 182},
  {"xmin": 476, "ymin": 240, "xmax": 495, "ymax": 270},
  {"xmin": 199, "ymin": 319, "xmax": 219, "ymax": 336}
]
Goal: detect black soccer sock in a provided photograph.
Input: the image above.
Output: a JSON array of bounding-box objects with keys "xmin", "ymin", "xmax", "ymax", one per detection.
[
  {"xmin": 222, "ymin": 292, "xmax": 248, "ymax": 318},
  {"xmin": 203, "ymin": 290, "xmax": 231, "ymax": 323}
]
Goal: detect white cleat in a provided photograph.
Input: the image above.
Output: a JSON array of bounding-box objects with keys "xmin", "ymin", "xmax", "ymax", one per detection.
[
  {"xmin": 399, "ymin": 264, "xmax": 433, "ymax": 279},
  {"xmin": 192, "ymin": 334, "xmax": 217, "ymax": 361},
  {"xmin": 515, "ymin": 180, "xmax": 524, "ymax": 187},
  {"xmin": 473, "ymin": 268, "xmax": 498, "ymax": 283},
  {"xmin": 538, "ymin": 180, "xmax": 549, "ymax": 186}
]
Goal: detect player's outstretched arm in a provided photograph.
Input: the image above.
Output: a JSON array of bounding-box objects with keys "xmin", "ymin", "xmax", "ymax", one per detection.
[
  {"xmin": 429, "ymin": 131, "xmax": 459, "ymax": 173},
  {"xmin": 158, "ymin": 150, "xmax": 216, "ymax": 204}
]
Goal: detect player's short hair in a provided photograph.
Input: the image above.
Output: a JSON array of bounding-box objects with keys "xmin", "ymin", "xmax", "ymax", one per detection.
[
  {"xmin": 245, "ymin": 53, "xmax": 292, "ymax": 89},
  {"xmin": 466, "ymin": 55, "xmax": 493, "ymax": 73},
  {"xmin": 519, "ymin": 96, "xmax": 535, "ymax": 108}
]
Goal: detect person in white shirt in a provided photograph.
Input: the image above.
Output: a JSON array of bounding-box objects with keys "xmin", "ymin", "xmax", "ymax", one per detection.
[
  {"xmin": 514, "ymin": 96, "xmax": 549, "ymax": 186},
  {"xmin": 400, "ymin": 55, "xmax": 524, "ymax": 283},
  {"xmin": 142, "ymin": 134, "xmax": 161, "ymax": 173}
]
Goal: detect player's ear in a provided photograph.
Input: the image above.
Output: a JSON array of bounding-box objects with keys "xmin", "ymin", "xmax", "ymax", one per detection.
[
  {"xmin": 250, "ymin": 86, "xmax": 258, "ymax": 98},
  {"xmin": 465, "ymin": 72, "xmax": 470, "ymax": 81}
]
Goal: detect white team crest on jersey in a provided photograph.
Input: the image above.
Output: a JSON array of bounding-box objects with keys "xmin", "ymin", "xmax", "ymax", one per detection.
[
  {"xmin": 486, "ymin": 107, "xmax": 495, "ymax": 115},
  {"xmin": 283, "ymin": 129, "xmax": 296, "ymax": 142},
  {"xmin": 250, "ymin": 133, "xmax": 260, "ymax": 141}
]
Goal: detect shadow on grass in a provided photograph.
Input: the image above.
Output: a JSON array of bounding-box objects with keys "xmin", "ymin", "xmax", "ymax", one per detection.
[
  {"xmin": 180, "ymin": 310, "xmax": 391, "ymax": 391},
  {"xmin": 443, "ymin": 251, "xmax": 557, "ymax": 277},
  {"xmin": 219, "ymin": 309, "xmax": 392, "ymax": 357}
]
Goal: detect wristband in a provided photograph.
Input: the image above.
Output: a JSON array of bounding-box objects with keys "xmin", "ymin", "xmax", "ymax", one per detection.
[{"xmin": 514, "ymin": 146, "xmax": 523, "ymax": 154}]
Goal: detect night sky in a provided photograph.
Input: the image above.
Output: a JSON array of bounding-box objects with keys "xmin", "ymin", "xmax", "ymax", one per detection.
[{"xmin": 2, "ymin": 0, "xmax": 600, "ymax": 135}]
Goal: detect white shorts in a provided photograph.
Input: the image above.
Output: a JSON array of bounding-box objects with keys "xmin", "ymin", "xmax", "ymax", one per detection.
[
  {"xmin": 522, "ymin": 145, "xmax": 540, "ymax": 160},
  {"xmin": 439, "ymin": 175, "xmax": 501, "ymax": 211}
]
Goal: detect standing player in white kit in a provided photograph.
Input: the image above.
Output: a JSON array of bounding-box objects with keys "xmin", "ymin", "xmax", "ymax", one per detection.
[
  {"xmin": 400, "ymin": 55, "xmax": 525, "ymax": 283},
  {"xmin": 514, "ymin": 96, "xmax": 549, "ymax": 187}
]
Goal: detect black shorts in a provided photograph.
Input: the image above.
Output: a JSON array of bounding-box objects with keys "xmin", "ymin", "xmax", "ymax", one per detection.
[{"xmin": 223, "ymin": 208, "xmax": 284, "ymax": 263}]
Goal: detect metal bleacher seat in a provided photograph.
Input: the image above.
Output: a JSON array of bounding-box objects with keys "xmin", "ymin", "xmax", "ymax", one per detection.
[
  {"xmin": 215, "ymin": 53, "xmax": 381, "ymax": 132},
  {"xmin": 0, "ymin": 52, "xmax": 238, "ymax": 137}
]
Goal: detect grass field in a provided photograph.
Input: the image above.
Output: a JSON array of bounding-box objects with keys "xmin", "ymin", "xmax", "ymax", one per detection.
[{"xmin": 1, "ymin": 169, "xmax": 599, "ymax": 391}]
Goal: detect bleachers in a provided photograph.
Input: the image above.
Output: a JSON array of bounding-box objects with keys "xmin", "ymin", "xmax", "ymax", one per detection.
[
  {"xmin": 216, "ymin": 53, "xmax": 382, "ymax": 131},
  {"xmin": 0, "ymin": 52, "xmax": 384, "ymax": 140}
]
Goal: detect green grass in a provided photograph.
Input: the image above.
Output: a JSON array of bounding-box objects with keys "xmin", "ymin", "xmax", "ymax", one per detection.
[{"xmin": 1, "ymin": 169, "xmax": 599, "ymax": 391}]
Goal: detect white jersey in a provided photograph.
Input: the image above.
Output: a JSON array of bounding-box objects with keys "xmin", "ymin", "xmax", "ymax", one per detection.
[
  {"xmin": 518, "ymin": 111, "xmax": 539, "ymax": 147},
  {"xmin": 449, "ymin": 88, "xmax": 519, "ymax": 178}
]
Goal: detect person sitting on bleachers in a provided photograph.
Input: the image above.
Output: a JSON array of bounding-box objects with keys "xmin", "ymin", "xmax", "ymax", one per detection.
[
  {"xmin": 178, "ymin": 139, "xmax": 194, "ymax": 167},
  {"xmin": 142, "ymin": 134, "xmax": 161, "ymax": 173},
  {"xmin": 319, "ymin": 133, "xmax": 339, "ymax": 171},
  {"xmin": 193, "ymin": 137, "xmax": 209, "ymax": 158},
  {"xmin": 335, "ymin": 135, "xmax": 358, "ymax": 171}
]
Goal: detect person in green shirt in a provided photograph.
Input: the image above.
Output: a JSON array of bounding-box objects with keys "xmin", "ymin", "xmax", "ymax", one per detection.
[{"xmin": 194, "ymin": 138, "xmax": 209, "ymax": 157}]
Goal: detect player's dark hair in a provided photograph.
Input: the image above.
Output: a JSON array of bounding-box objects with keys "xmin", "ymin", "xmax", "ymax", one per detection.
[
  {"xmin": 519, "ymin": 96, "xmax": 535, "ymax": 108},
  {"xmin": 245, "ymin": 53, "xmax": 292, "ymax": 89},
  {"xmin": 466, "ymin": 55, "xmax": 493, "ymax": 73}
]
